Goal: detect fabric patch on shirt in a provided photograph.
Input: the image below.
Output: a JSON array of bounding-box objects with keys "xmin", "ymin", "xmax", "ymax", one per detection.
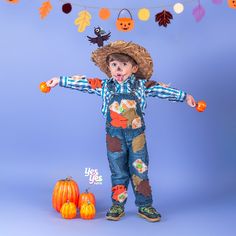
[
  {"xmin": 106, "ymin": 134, "xmax": 122, "ymax": 152},
  {"xmin": 122, "ymin": 108, "xmax": 139, "ymax": 127},
  {"xmin": 132, "ymin": 159, "xmax": 148, "ymax": 173},
  {"xmin": 132, "ymin": 133, "xmax": 146, "ymax": 153},
  {"xmin": 112, "ymin": 185, "xmax": 128, "ymax": 203},
  {"xmin": 145, "ymin": 80, "xmax": 158, "ymax": 88},
  {"xmin": 136, "ymin": 180, "xmax": 152, "ymax": 197},
  {"xmin": 88, "ymin": 78, "xmax": 102, "ymax": 89}
]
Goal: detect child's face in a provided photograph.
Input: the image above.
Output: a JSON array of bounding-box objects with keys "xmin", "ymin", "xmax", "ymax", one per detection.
[{"xmin": 108, "ymin": 60, "xmax": 138, "ymax": 84}]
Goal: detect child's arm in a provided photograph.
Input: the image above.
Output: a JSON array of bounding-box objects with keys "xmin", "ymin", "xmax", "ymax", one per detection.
[
  {"xmin": 143, "ymin": 80, "xmax": 196, "ymax": 107},
  {"xmin": 46, "ymin": 76, "xmax": 104, "ymax": 96}
]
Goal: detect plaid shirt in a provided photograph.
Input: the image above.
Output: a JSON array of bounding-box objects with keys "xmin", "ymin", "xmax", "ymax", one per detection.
[{"xmin": 59, "ymin": 74, "xmax": 187, "ymax": 118}]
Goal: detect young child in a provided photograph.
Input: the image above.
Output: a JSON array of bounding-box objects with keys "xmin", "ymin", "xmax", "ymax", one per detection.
[{"xmin": 46, "ymin": 40, "xmax": 196, "ymax": 222}]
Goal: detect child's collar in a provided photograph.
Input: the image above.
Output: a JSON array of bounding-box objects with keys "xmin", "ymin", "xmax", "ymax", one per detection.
[{"xmin": 108, "ymin": 74, "xmax": 136, "ymax": 84}]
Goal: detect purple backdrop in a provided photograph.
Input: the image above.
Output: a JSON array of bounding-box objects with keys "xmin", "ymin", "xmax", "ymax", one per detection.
[{"xmin": 0, "ymin": 1, "xmax": 236, "ymax": 235}]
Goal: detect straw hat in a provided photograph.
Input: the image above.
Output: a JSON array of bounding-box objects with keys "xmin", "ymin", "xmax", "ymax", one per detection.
[{"xmin": 91, "ymin": 40, "xmax": 153, "ymax": 80}]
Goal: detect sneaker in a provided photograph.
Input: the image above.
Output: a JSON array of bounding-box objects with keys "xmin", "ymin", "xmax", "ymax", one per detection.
[
  {"xmin": 138, "ymin": 206, "xmax": 161, "ymax": 222},
  {"xmin": 106, "ymin": 205, "xmax": 125, "ymax": 221}
]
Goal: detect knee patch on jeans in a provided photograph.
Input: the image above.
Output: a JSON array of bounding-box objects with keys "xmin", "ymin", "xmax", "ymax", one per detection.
[
  {"xmin": 106, "ymin": 134, "xmax": 122, "ymax": 152},
  {"xmin": 132, "ymin": 159, "xmax": 148, "ymax": 173},
  {"xmin": 132, "ymin": 175, "xmax": 152, "ymax": 197},
  {"xmin": 132, "ymin": 133, "xmax": 145, "ymax": 153},
  {"xmin": 112, "ymin": 185, "xmax": 128, "ymax": 203}
]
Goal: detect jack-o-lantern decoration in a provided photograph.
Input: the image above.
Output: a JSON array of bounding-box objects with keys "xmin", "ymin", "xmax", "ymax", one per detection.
[
  {"xmin": 228, "ymin": 0, "xmax": 236, "ymax": 9},
  {"xmin": 6, "ymin": 0, "xmax": 19, "ymax": 3},
  {"xmin": 116, "ymin": 8, "xmax": 134, "ymax": 32}
]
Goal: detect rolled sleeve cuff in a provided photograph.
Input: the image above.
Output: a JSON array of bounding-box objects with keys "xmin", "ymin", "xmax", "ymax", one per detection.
[
  {"xmin": 59, "ymin": 76, "xmax": 67, "ymax": 87},
  {"xmin": 178, "ymin": 91, "xmax": 187, "ymax": 102}
]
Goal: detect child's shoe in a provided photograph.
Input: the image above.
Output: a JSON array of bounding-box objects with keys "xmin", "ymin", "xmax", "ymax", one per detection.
[
  {"xmin": 138, "ymin": 206, "xmax": 161, "ymax": 222},
  {"xmin": 106, "ymin": 204, "xmax": 125, "ymax": 221}
]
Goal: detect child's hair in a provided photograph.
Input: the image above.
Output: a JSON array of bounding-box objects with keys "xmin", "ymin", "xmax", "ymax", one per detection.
[{"xmin": 106, "ymin": 53, "xmax": 137, "ymax": 67}]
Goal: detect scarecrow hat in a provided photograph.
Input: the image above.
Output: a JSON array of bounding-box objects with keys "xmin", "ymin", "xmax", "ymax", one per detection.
[{"xmin": 91, "ymin": 40, "xmax": 153, "ymax": 80}]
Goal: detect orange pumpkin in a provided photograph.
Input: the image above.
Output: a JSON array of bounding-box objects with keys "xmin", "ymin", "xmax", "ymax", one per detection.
[
  {"xmin": 52, "ymin": 177, "xmax": 80, "ymax": 212},
  {"xmin": 60, "ymin": 200, "xmax": 77, "ymax": 219},
  {"xmin": 228, "ymin": 0, "xmax": 236, "ymax": 9},
  {"xmin": 78, "ymin": 189, "xmax": 96, "ymax": 209},
  {"xmin": 80, "ymin": 201, "xmax": 96, "ymax": 220},
  {"xmin": 116, "ymin": 9, "xmax": 134, "ymax": 32},
  {"xmin": 196, "ymin": 100, "xmax": 207, "ymax": 112},
  {"xmin": 39, "ymin": 82, "xmax": 51, "ymax": 93},
  {"xmin": 6, "ymin": 0, "xmax": 19, "ymax": 3}
]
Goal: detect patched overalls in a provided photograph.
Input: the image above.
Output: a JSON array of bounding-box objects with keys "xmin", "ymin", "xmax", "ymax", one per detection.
[{"xmin": 105, "ymin": 79, "xmax": 153, "ymax": 207}]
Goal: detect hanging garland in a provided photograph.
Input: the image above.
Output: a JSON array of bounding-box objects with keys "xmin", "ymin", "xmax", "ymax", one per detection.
[{"xmin": 5, "ymin": 0, "xmax": 233, "ymax": 32}]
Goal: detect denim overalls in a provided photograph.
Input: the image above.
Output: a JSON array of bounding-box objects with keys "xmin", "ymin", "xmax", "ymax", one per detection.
[{"xmin": 105, "ymin": 78, "xmax": 153, "ymax": 207}]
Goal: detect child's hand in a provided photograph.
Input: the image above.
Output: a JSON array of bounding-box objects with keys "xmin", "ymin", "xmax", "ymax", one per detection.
[
  {"xmin": 186, "ymin": 94, "xmax": 196, "ymax": 107},
  {"xmin": 46, "ymin": 77, "xmax": 59, "ymax": 88}
]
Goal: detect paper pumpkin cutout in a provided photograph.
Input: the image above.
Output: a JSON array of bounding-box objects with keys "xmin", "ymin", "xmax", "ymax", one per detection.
[
  {"xmin": 116, "ymin": 8, "xmax": 134, "ymax": 32},
  {"xmin": 99, "ymin": 8, "xmax": 111, "ymax": 20},
  {"xmin": 228, "ymin": 0, "xmax": 236, "ymax": 8},
  {"xmin": 138, "ymin": 8, "xmax": 150, "ymax": 21},
  {"xmin": 62, "ymin": 3, "xmax": 72, "ymax": 14},
  {"xmin": 155, "ymin": 10, "xmax": 173, "ymax": 27},
  {"xmin": 39, "ymin": 1, "xmax": 52, "ymax": 19},
  {"xmin": 74, "ymin": 10, "xmax": 91, "ymax": 32}
]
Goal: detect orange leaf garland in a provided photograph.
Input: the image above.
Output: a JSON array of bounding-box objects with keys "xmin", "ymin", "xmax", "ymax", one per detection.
[
  {"xmin": 6, "ymin": 0, "xmax": 19, "ymax": 3},
  {"xmin": 39, "ymin": 1, "xmax": 53, "ymax": 19}
]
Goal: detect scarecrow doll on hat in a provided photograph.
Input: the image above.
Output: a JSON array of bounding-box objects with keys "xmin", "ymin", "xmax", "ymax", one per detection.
[{"xmin": 46, "ymin": 40, "xmax": 196, "ymax": 222}]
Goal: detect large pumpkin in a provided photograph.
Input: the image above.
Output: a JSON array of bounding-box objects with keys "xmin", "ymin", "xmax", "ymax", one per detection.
[
  {"xmin": 60, "ymin": 201, "xmax": 77, "ymax": 219},
  {"xmin": 80, "ymin": 201, "xmax": 96, "ymax": 220},
  {"xmin": 116, "ymin": 9, "xmax": 134, "ymax": 32},
  {"xmin": 78, "ymin": 189, "xmax": 96, "ymax": 209},
  {"xmin": 52, "ymin": 177, "xmax": 80, "ymax": 212}
]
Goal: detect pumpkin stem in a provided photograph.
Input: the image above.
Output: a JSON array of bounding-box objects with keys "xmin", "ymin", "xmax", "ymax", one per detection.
[
  {"xmin": 66, "ymin": 176, "xmax": 72, "ymax": 181},
  {"xmin": 85, "ymin": 188, "xmax": 90, "ymax": 193}
]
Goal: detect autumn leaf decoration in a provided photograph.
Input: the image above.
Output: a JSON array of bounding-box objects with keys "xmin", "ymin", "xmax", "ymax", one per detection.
[
  {"xmin": 155, "ymin": 10, "xmax": 173, "ymax": 27},
  {"xmin": 39, "ymin": 1, "xmax": 52, "ymax": 19},
  {"xmin": 74, "ymin": 10, "xmax": 92, "ymax": 32}
]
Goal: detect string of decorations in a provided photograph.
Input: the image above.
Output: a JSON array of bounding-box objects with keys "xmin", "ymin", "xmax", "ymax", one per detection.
[{"xmin": 5, "ymin": 0, "xmax": 235, "ymax": 33}]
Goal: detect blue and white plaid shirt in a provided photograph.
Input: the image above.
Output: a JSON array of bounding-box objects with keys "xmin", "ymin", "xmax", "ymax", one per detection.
[{"xmin": 59, "ymin": 74, "xmax": 187, "ymax": 118}]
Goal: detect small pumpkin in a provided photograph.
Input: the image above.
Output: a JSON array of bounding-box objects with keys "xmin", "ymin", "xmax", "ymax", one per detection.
[
  {"xmin": 196, "ymin": 100, "xmax": 207, "ymax": 112},
  {"xmin": 60, "ymin": 200, "xmax": 77, "ymax": 219},
  {"xmin": 228, "ymin": 0, "xmax": 236, "ymax": 9},
  {"xmin": 39, "ymin": 82, "xmax": 51, "ymax": 93},
  {"xmin": 52, "ymin": 177, "xmax": 80, "ymax": 212},
  {"xmin": 116, "ymin": 8, "xmax": 134, "ymax": 32},
  {"xmin": 80, "ymin": 201, "xmax": 96, "ymax": 220},
  {"xmin": 78, "ymin": 189, "xmax": 96, "ymax": 209}
]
